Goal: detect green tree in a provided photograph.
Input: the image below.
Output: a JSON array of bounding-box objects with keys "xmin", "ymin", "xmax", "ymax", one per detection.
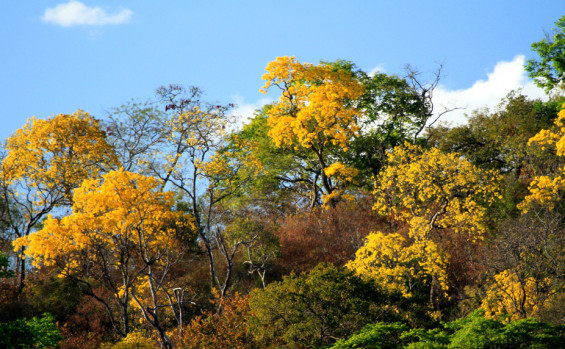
[
  {"xmin": 212, "ymin": 106, "xmax": 317, "ymax": 211},
  {"xmin": 429, "ymin": 93, "xmax": 563, "ymax": 217},
  {"xmin": 0, "ymin": 252, "xmax": 13, "ymax": 278},
  {"xmin": 348, "ymin": 65, "xmax": 453, "ymax": 185},
  {"xmin": 0, "ymin": 313, "xmax": 63, "ymax": 349},
  {"xmin": 330, "ymin": 311, "xmax": 565, "ymax": 349},
  {"xmin": 526, "ymin": 15, "xmax": 565, "ymax": 93},
  {"xmin": 248, "ymin": 263, "xmax": 406, "ymax": 348},
  {"xmin": 404, "ymin": 311, "xmax": 565, "ymax": 349},
  {"xmin": 330, "ymin": 322, "xmax": 409, "ymax": 349}
]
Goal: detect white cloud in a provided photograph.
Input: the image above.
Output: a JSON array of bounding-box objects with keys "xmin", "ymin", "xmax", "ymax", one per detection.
[
  {"xmin": 368, "ymin": 64, "xmax": 386, "ymax": 77},
  {"xmin": 42, "ymin": 1, "xmax": 132, "ymax": 27},
  {"xmin": 433, "ymin": 55, "xmax": 546, "ymax": 126},
  {"xmin": 227, "ymin": 56, "xmax": 545, "ymax": 133},
  {"xmin": 228, "ymin": 95, "xmax": 273, "ymax": 132}
]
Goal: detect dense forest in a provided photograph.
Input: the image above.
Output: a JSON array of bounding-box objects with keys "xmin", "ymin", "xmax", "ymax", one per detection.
[{"xmin": 1, "ymin": 16, "xmax": 565, "ymax": 349}]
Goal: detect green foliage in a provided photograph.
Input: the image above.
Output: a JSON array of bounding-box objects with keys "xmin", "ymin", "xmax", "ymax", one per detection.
[
  {"xmin": 0, "ymin": 252, "xmax": 14, "ymax": 278},
  {"xmin": 0, "ymin": 313, "xmax": 63, "ymax": 349},
  {"xmin": 330, "ymin": 322, "xmax": 409, "ymax": 349},
  {"xmin": 526, "ymin": 15, "xmax": 565, "ymax": 93},
  {"xmin": 248, "ymin": 263, "xmax": 403, "ymax": 348},
  {"xmin": 341, "ymin": 70, "xmax": 432, "ymax": 184},
  {"xmin": 429, "ymin": 92, "xmax": 563, "ymax": 217},
  {"xmin": 213, "ymin": 107, "xmax": 305, "ymax": 211},
  {"xmin": 26, "ymin": 276, "xmax": 84, "ymax": 323},
  {"xmin": 443, "ymin": 311, "xmax": 565, "ymax": 349},
  {"xmin": 332, "ymin": 311, "xmax": 565, "ymax": 349},
  {"xmin": 430, "ymin": 93, "xmax": 561, "ymax": 174}
]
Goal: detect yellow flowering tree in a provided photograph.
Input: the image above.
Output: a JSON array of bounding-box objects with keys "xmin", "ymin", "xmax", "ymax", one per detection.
[
  {"xmin": 481, "ymin": 105, "xmax": 565, "ymax": 321},
  {"xmin": 0, "ymin": 110, "xmax": 117, "ymax": 290},
  {"xmin": 209, "ymin": 107, "xmax": 323, "ymax": 211},
  {"xmin": 520, "ymin": 104, "xmax": 565, "ymax": 211},
  {"xmin": 351, "ymin": 144, "xmax": 501, "ymax": 307},
  {"xmin": 347, "ymin": 231, "xmax": 448, "ymax": 299},
  {"xmin": 481, "ymin": 269, "xmax": 555, "ymax": 322},
  {"xmin": 2, "ymin": 110, "xmax": 117, "ymax": 201},
  {"xmin": 13, "ymin": 170, "xmax": 195, "ymax": 348},
  {"xmin": 374, "ymin": 143, "xmax": 501, "ymax": 242},
  {"xmin": 261, "ymin": 57, "xmax": 364, "ymax": 207}
]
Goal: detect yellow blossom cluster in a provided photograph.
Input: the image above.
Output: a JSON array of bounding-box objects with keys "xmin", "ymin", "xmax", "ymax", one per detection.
[
  {"xmin": 261, "ymin": 56, "xmax": 364, "ymax": 152},
  {"xmin": 202, "ymin": 135, "xmax": 266, "ymax": 184},
  {"xmin": 520, "ymin": 104, "xmax": 565, "ymax": 211},
  {"xmin": 350, "ymin": 144, "xmax": 501, "ymax": 302},
  {"xmin": 320, "ymin": 162, "xmax": 359, "ymax": 207},
  {"xmin": 323, "ymin": 162, "xmax": 358, "ymax": 183},
  {"xmin": 373, "ymin": 143, "xmax": 501, "ymax": 241},
  {"xmin": 481, "ymin": 269, "xmax": 555, "ymax": 322},
  {"xmin": 346, "ymin": 231, "xmax": 449, "ymax": 297},
  {"xmin": 13, "ymin": 170, "xmax": 194, "ymax": 273},
  {"xmin": 2, "ymin": 110, "xmax": 118, "ymax": 204}
]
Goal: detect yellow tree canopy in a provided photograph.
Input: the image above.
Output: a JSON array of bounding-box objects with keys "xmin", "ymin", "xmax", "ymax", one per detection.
[
  {"xmin": 13, "ymin": 170, "xmax": 194, "ymax": 272},
  {"xmin": 373, "ymin": 143, "xmax": 501, "ymax": 241},
  {"xmin": 2, "ymin": 110, "xmax": 117, "ymax": 205},
  {"xmin": 481, "ymin": 269, "xmax": 555, "ymax": 322},
  {"xmin": 260, "ymin": 57, "xmax": 364, "ymax": 206},
  {"xmin": 261, "ymin": 56, "xmax": 364, "ymax": 152},
  {"xmin": 350, "ymin": 144, "xmax": 500, "ymax": 307},
  {"xmin": 520, "ymin": 104, "xmax": 565, "ymax": 211},
  {"xmin": 346, "ymin": 231, "xmax": 448, "ymax": 298}
]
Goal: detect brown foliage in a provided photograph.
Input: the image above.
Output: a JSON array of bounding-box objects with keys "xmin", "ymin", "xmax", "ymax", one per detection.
[
  {"xmin": 177, "ymin": 290, "xmax": 257, "ymax": 349},
  {"xmin": 435, "ymin": 228, "xmax": 489, "ymax": 314},
  {"xmin": 59, "ymin": 289, "xmax": 115, "ymax": 349},
  {"xmin": 273, "ymin": 199, "xmax": 387, "ymax": 275}
]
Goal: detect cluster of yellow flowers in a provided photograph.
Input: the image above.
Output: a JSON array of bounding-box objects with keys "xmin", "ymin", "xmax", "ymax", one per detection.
[
  {"xmin": 261, "ymin": 56, "xmax": 364, "ymax": 152},
  {"xmin": 2, "ymin": 110, "xmax": 117, "ymax": 205},
  {"xmin": 348, "ymin": 143, "xmax": 501, "ymax": 301},
  {"xmin": 374, "ymin": 143, "xmax": 501, "ymax": 241},
  {"xmin": 13, "ymin": 170, "xmax": 194, "ymax": 273},
  {"xmin": 481, "ymin": 270, "xmax": 554, "ymax": 322},
  {"xmin": 520, "ymin": 104, "xmax": 565, "ymax": 211},
  {"xmin": 347, "ymin": 231, "xmax": 448, "ymax": 298}
]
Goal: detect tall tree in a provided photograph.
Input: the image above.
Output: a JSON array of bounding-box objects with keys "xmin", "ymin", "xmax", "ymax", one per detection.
[
  {"xmin": 349, "ymin": 64, "xmax": 454, "ymax": 184},
  {"xmin": 248, "ymin": 263, "xmax": 405, "ymax": 348},
  {"xmin": 13, "ymin": 170, "xmax": 195, "ymax": 348},
  {"xmin": 1, "ymin": 111, "xmax": 117, "ymax": 290},
  {"xmin": 367, "ymin": 143, "xmax": 501, "ymax": 308},
  {"xmin": 261, "ymin": 56, "xmax": 364, "ymax": 207},
  {"xmin": 107, "ymin": 85, "xmax": 240, "ymax": 294}
]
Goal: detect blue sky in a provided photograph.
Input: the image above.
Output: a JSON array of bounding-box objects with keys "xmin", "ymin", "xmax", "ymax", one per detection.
[{"xmin": 1, "ymin": 1, "xmax": 564, "ymax": 141}]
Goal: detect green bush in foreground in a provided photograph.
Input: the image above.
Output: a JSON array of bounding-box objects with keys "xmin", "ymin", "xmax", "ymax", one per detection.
[
  {"xmin": 0, "ymin": 313, "xmax": 63, "ymax": 349},
  {"xmin": 330, "ymin": 310, "xmax": 565, "ymax": 349}
]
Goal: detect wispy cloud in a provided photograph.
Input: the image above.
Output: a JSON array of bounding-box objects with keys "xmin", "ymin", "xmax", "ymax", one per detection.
[
  {"xmin": 229, "ymin": 95, "xmax": 273, "ymax": 132},
  {"xmin": 42, "ymin": 1, "xmax": 132, "ymax": 27},
  {"xmin": 433, "ymin": 55, "xmax": 546, "ymax": 125},
  {"xmin": 368, "ymin": 64, "xmax": 386, "ymax": 77}
]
